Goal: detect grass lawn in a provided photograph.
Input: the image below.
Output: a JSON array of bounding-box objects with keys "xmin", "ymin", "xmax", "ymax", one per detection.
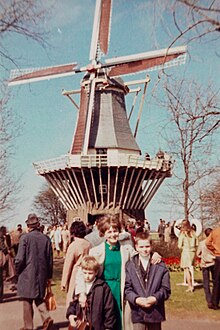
[
  {"xmin": 52, "ymin": 257, "xmax": 219, "ymax": 320},
  {"xmin": 52, "ymin": 258, "xmax": 66, "ymax": 305},
  {"xmin": 166, "ymin": 271, "xmax": 219, "ymax": 320}
]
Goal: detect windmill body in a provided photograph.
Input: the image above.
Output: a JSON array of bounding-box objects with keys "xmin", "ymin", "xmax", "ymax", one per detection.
[{"xmin": 9, "ymin": 0, "xmax": 187, "ymax": 223}]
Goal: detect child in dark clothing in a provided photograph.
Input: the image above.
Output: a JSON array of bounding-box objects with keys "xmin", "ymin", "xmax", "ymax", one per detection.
[
  {"xmin": 125, "ymin": 231, "xmax": 171, "ymax": 330},
  {"xmin": 66, "ymin": 255, "xmax": 116, "ymax": 330}
]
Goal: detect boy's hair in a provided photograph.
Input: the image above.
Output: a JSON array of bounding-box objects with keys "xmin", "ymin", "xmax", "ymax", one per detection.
[
  {"xmin": 81, "ymin": 255, "xmax": 100, "ymax": 274},
  {"xmin": 135, "ymin": 231, "xmax": 152, "ymax": 245}
]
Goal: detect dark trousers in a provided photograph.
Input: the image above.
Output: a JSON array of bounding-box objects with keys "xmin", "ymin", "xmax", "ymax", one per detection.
[
  {"xmin": 22, "ymin": 297, "xmax": 50, "ymax": 329},
  {"xmin": 212, "ymin": 256, "xmax": 220, "ymax": 307},
  {"xmin": 133, "ymin": 323, "xmax": 162, "ymax": 330},
  {"xmin": 0, "ymin": 267, "xmax": 3, "ymax": 301},
  {"xmin": 202, "ymin": 265, "xmax": 215, "ymax": 304}
]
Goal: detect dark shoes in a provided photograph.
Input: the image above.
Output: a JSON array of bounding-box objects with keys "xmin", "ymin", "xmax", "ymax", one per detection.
[
  {"xmin": 43, "ymin": 317, "xmax": 54, "ymax": 330},
  {"xmin": 208, "ymin": 303, "xmax": 219, "ymax": 310}
]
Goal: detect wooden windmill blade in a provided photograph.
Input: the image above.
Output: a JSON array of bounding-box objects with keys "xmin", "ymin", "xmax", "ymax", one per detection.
[
  {"xmin": 104, "ymin": 46, "xmax": 187, "ymax": 77},
  {"xmin": 99, "ymin": 0, "xmax": 112, "ymax": 55},
  {"xmin": 89, "ymin": 0, "xmax": 112, "ymax": 62},
  {"xmin": 8, "ymin": 63, "xmax": 80, "ymax": 86}
]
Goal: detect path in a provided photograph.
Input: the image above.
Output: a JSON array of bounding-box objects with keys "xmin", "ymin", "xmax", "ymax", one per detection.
[{"xmin": 0, "ymin": 282, "xmax": 220, "ymax": 330}]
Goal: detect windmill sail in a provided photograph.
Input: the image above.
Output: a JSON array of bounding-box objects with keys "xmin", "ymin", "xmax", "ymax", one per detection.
[
  {"xmin": 99, "ymin": 0, "xmax": 112, "ymax": 55},
  {"xmin": 8, "ymin": 63, "xmax": 78, "ymax": 86},
  {"xmin": 89, "ymin": 0, "xmax": 112, "ymax": 61},
  {"xmin": 105, "ymin": 46, "xmax": 186, "ymax": 77}
]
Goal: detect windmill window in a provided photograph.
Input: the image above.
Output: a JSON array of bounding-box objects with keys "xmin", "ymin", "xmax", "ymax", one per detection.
[
  {"xmin": 96, "ymin": 148, "xmax": 107, "ymax": 154},
  {"xmin": 99, "ymin": 184, "xmax": 107, "ymax": 194}
]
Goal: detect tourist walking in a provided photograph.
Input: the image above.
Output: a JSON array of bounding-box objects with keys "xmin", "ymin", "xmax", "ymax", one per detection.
[
  {"xmin": 61, "ymin": 221, "xmax": 90, "ymax": 307},
  {"xmin": 197, "ymin": 228, "xmax": 215, "ymax": 308},
  {"xmin": 178, "ymin": 220, "xmax": 198, "ymax": 292},
  {"xmin": 15, "ymin": 213, "xmax": 53, "ymax": 330},
  {"xmin": 0, "ymin": 226, "xmax": 8, "ymax": 303},
  {"xmin": 158, "ymin": 219, "xmax": 165, "ymax": 242},
  {"xmin": 61, "ymin": 223, "xmax": 70, "ymax": 257},
  {"xmin": 206, "ymin": 224, "xmax": 220, "ymax": 310}
]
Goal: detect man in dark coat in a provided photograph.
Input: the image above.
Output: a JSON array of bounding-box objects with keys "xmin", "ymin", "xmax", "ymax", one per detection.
[{"xmin": 15, "ymin": 214, "xmax": 53, "ymax": 330}]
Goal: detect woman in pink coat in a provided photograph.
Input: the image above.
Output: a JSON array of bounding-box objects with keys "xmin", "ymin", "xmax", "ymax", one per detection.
[{"xmin": 61, "ymin": 221, "xmax": 90, "ymax": 306}]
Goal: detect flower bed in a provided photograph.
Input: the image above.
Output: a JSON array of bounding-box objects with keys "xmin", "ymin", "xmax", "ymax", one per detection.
[{"xmin": 162, "ymin": 256, "xmax": 201, "ymax": 272}]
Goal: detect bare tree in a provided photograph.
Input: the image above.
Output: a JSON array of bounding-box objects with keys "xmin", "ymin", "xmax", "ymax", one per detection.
[
  {"xmin": 0, "ymin": 1, "xmax": 48, "ymax": 221},
  {"xmin": 0, "ymin": 84, "xmax": 22, "ymax": 220},
  {"xmin": 200, "ymin": 174, "xmax": 220, "ymax": 226},
  {"xmin": 33, "ymin": 183, "xmax": 67, "ymax": 226},
  {"xmin": 0, "ymin": 0, "xmax": 47, "ymax": 67},
  {"xmin": 153, "ymin": 0, "xmax": 220, "ymax": 48},
  {"xmin": 160, "ymin": 78, "xmax": 220, "ymax": 221}
]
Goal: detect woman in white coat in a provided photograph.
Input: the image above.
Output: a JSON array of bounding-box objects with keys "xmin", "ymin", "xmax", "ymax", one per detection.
[{"xmin": 61, "ymin": 221, "xmax": 90, "ymax": 306}]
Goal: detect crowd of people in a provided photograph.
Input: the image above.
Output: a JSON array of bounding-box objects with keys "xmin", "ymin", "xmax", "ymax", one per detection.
[
  {"xmin": 157, "ymin": 219, "xmax": 177, "ymax": 245},
  {"xmin": 0, "ymin": 214, "xmax": 220, "ymax": 330}
]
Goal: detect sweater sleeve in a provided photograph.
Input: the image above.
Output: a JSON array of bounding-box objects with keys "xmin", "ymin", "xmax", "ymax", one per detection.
[
  {"xmin": 14, "ymin": 235, "xmax": 27, "ymax": 275},
  {"xmin": 66, "ymin": 299, "xmax": 78, "ymax": 319},
  {"xmin": 124, "ymin": 262, "xmax": 140, "ymax": 305},
  {"xmin": 61, "ymin": 244, "xmax": 75, "ymax": 288},
  {"xmin": 151, "ymin": 265, "xmax": 171, "ymax": 304},
  {"xmin": 178, "ymin": 233, "xmax": 183, "ymax": 249}
]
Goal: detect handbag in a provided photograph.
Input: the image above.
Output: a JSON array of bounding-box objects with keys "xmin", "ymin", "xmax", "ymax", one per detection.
[
  {"xmin": 76, "ymin": 306, "xmax": 89, "ymax": 330},
  {"xmin": 45, "ymin": 284, "xmax": 57, "ymax": 311},
  {"xmin": 68, "ymin": 305, "xmax": 91, "ymax": 330}
]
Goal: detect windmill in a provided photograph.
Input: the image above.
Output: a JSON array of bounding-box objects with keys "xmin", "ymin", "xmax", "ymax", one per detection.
[{"xmin": 9, "ymin": 0, "xmax": 186, "ymax": 223}]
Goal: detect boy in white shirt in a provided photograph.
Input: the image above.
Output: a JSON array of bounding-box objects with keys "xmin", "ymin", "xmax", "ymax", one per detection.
[{"xmin": 125, "ymin": 231, "xmax": 171, "ymax": 330}]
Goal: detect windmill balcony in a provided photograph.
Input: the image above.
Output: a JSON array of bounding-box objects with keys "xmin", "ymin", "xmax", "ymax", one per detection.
[{"xmin": 33, "ymin": 153, "xmax": 173, "ymax": 174}]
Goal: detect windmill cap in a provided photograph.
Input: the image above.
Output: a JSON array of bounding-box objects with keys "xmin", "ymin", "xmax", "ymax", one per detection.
[{"xmin": 25, "ymin": 213, "xmax": 39, "ymax": 226}]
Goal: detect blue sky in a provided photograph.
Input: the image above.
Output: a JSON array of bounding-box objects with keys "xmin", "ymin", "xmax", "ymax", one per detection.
[{"xmin": 2, "ymin": 0, "xmax": 220, "ymax": 229}]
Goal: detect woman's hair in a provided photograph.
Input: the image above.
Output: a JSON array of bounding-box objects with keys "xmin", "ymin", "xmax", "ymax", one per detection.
[
  {"xmin": 180, "ymin": 220, "xmax": 192, "ymax": 237},
  {"xmin": 70, "ymin": 220, "xmax": 86, "ymax": 238},
  {"xmin": 81, "ymin": 255, "xmax": 100, "ymax": 274},
  {"xmin": 97, "ymin": 214, "xmax": 121, "ymax": 237}
]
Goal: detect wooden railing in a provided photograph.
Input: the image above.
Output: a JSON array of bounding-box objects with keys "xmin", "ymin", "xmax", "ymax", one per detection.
[{"xmin": 33, "ymin": 153, "xmax": 173, "ymax": 174}]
